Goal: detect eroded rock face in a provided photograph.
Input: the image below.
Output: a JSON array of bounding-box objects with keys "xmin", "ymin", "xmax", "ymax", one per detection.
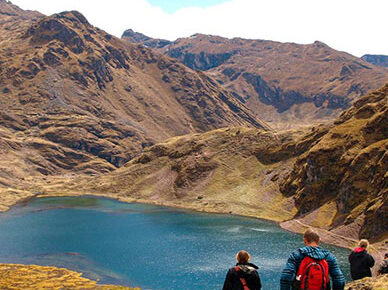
[
  {"xmin": 168, "ymin": 48, "xmax": 235, "ymax": 71},
  {"xmin": 280, "ymin": 85, "xmax": 388, "ymax": 241},
  {"xmin": 361, "ymin": 54, "xmax": 388, "ymax": 68},
  {"xmin": 27, "ymin": 16, "xmax": 85, "ymax": 54}
]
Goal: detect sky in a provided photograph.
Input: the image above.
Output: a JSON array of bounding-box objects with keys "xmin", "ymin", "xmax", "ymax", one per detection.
[{"xmin": 10, "ymin": 0, "xmax": 388, "ymax": 57}]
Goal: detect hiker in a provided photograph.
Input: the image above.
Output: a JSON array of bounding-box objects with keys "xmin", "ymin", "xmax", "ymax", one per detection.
[
  {"xmin": 280, "ymin": 228, "xmax": 345, "ymax": 290},
  {"xmin": 377, "ymin": 252, "xmax": 388, "ymax": 275},
  {"xmin": 348, "ymin": 239, "xmax": 375, "ymax": 280},
  {"xmin": 222, "ymin": 250, "xmax": 262, "ymax": 290}
]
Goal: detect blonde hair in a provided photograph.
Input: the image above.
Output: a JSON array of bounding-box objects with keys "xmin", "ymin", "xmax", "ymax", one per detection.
[
  {"xmin": 304, "ymin": 228, "xmax": 320, "ymax": 244},
  {"xmin": 236, "ymin": 250, "xmax": 251, "ymax": 263},
  {"xmin": 359, "ymin": 239, "xmax": 369, "ymax": 249}
]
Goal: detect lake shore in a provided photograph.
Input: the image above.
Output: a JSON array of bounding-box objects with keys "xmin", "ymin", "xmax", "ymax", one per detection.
[{"xmin": 1, "ymin": 190, "xmax": 387, "ymax": 274}]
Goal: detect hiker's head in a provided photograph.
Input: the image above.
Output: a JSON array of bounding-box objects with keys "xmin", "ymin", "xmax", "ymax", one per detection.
[
  {"xmin": 303, "ymin": 228, "xmax": 320, "ymax": 246},
  {"xmin": 385, "ymin": 253, "xmax": 388, "ymax": 259},
  {"xmin": 359, "ymin": 239, "xmax": 369, "ymax": 249},
  {"xmin": 236, "ymin": 250, "xmax": 251, "ymax": 264}
]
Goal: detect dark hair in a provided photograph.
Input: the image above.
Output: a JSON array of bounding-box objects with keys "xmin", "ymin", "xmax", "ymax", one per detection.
[
  {"xmin": 304, "ymin": 228, "xmax": 320, "ymax": 244},
  {"xmin": 385, "ymin": 253, "xmax": 388, "ymax": 258}
]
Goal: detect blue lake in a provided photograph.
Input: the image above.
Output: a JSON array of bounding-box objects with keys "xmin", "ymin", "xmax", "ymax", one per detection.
[{"xmin": 0, "ymin": 196, "xmax": 351, "ymax": 289}]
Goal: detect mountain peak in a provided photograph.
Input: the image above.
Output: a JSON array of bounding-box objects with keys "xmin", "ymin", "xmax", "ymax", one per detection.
[
  {"xmin": 122, "ymin": 29, "xmax": 170, "ymax": 49},
  {"xmin": 0, "ymin": 0, "xmax": 41, "ymax": 18},
  {"xmin": 25, "ymin": 10, "xmax": 94, "ymax": 54},
  {"xmin": 56, "ymin": 10, "xmax": 90, "ymax": 25},
  {"xmin": 122, "ymin": 29, "xmax": 152, "ymax": 42},
  {"xmin": 312, "ymin": 40, "xmax": 329, "ymax": 48}
]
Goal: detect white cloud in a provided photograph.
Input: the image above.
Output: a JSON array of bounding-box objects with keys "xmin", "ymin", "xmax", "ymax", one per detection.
[{"xmin": 11, "ymin": 0, "xmax": 388, "ymax": 57}]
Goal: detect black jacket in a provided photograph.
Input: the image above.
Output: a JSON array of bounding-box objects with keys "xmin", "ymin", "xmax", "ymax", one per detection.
[
  {"xmin": 348, "ymin": 248, "xmax": 375, "ymax": 280},
  {"xmin": 222, "ymin": 263, "xmax": 262, "ymax": 290}
]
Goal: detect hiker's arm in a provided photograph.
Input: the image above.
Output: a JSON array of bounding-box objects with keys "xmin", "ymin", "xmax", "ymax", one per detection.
[
  {"xmin": 222, "ymin": 269, "xmax": 233, "ymax": 290},
  {"xmin": 280, "ymin": 251, "xmax": 299, "ymax": 290},
  {"xmin": 254, "ymin": 271, "xmax": 262, "ymax": 290},
  {"xmin": 327, "ymin": 253, "xmax": 345, "ymax": 290},
  {"xmin": 368, "ymin": 254, "xmax": 375, "ymax": 268}
]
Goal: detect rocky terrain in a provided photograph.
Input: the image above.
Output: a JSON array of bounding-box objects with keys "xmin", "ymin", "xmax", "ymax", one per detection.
[
  {"xmin": 31, "ymin": 127, "xmax": 298, "ymax": 222},
  {"xmin": 0, "ymin": 2, "xmax": 387, "ymax": 287},
  {"xmin": 0, "ymin": 0, "xmax": 268, "ymax": 187},
  {"xmin": 362, "ymin": 54, "xmax": 388, "ymax": 68},
  {"xmin": 281, "ymin": 84, "xmax": 388, "ymax": 242},
  {"xmin": 0, "ymin": 263, "xmax": 136, "ymax": 289},
  {"xmin": 345, "ymin": 274, "xmax": 388, "ymax": 290},
  {"xmin": 122, "ymin": 30, "xmax": 388, "ymax": 129},
  {"xmin": 23, "ymin": 85, "xmax": 387, "ymax": 252}
]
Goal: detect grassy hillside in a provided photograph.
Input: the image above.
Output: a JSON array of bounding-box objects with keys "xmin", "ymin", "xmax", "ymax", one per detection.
[{"xmin": 281, "ymin": 84, "xmax": 388, "ymax": 242}]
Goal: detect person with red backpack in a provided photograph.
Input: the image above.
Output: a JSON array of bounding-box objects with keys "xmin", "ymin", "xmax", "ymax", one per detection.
[
  {"xmin": 223, "ymin": 250, "xmax": 262, "ymax": 290},
  {"xmin": 280, "ymin": 228, "xmax": 345, "ymax": 290}
]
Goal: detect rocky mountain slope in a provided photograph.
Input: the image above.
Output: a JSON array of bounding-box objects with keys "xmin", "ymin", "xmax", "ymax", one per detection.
[
  {"xmin": 122, "ymin": 30, "xmax": 388, "ymax": 129},
  {"xmin": 281, "ymin": 84, "xmax": 388, "ymax": 242},
  {"xmin": 361, "ymin": 54, "xmax": 388, "ymax": 68},
  {"xmin": 31, "ymin": 84, "xmax": 387, "ymax": 245},
  {"xmin": 27, "ymin": 127, "xmax": 300, "ymax": 222},
  {"xmin": 0, "ymin": 1, "xmax": 268, "ymax": 184}
]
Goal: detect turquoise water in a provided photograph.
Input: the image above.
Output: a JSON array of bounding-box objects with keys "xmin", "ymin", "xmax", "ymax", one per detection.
[{"xmin": 0, "ymin": 196, "xmax": 350, "ymax": 289}]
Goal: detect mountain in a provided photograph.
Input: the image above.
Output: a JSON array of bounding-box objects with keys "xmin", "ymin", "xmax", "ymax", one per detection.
[
  {"xmin": 122, "ymin": 29, "xmax": 170, "ymax": 49},
  {"xmin": 42, "ymin": 84, "xmax": 387, "ymax": 244},
  {"xmin": 122, "ymin": 31, "xmax": 388, "ymax": 129},
  {"xmin": 0, "ymin": 0, "xmax": 41, "ymax": 18},
  {"xmin": 0, "ymin": 1, "xmax": 268, "ymax": 184},
  {"xmin": 281, "ymin": 84, "xmax": 388, "ymax": 242},
  {"xmin": 361, "ymin": 54, "xmax": 388, "ymax": 68}
]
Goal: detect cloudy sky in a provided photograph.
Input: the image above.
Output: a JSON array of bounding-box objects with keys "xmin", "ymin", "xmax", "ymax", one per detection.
[{"xmin": 11, "ymin": 0, "xmax": 388, "ymax": 57}]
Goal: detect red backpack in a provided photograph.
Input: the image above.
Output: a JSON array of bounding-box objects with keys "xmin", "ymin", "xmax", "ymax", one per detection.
[
  {"xmin": 295, "ymin": 256, "xmax": 330, "ymax": 290},
  {"xmin": 235, "ymin": 266, "xmax": 250, "ymax": 290}
]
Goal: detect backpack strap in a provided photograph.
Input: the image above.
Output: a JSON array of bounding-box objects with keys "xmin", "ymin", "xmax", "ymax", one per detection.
[{"xmin": 235, "ymin": 266, "xmax": 250, "ymax": 290}]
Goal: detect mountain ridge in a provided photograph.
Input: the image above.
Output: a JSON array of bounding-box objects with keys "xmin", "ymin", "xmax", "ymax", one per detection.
[
  {"xmin": 361, "ymin": 54, "xmax": 388, "ymax": 68},
  {"xmin": 122, "ymin": 30, "xmax": 388, "ymax": 129}
]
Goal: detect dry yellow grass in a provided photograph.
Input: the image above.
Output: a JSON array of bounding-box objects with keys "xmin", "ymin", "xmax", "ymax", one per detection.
[
  {"xmin": 0, "ymin": 264, "xmax": 138, "ymax": 290},
  {"xmin": 345, "ymin": 274, "xmax": 388, "ymax": 290}
]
